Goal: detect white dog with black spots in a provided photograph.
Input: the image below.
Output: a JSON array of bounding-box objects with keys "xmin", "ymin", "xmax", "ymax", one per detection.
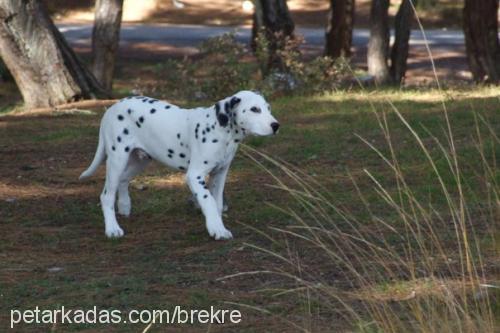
[{"xmin": 80, "ymin": 90, "xmax": 280, "ymax": 240}]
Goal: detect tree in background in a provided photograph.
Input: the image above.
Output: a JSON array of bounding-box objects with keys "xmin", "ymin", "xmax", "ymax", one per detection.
[
  {"xmin": 92, "ymin": 0, "xmax": 124, "ymax": 93},
  {"xmin": 252, "ymin": 0, "xmax": 295, "ymax": 74},
  {"xmin": 463, "ymin": 0, "xmax": 500, "ymax": 83},
  {"xmin": 325, "ymin": 0, "xmax": 355, "ymax": 59},
  {"xmin": 390, "ymin": 0, "xmax": 416, "ymax": 84},
  {"xmin": 367, "ymin": 0, "xmax": 417, "ymax": 85},
  {"xmin": 0, "ymin": 0, "xmax": 106, "ymax": 109},
  {"xmin": 367, "ymin": 0, "xmax": 390, "ymax": 84}
]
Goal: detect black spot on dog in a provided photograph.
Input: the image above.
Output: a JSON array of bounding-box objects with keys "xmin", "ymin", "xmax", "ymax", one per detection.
[
  {"xmin": 197, "ymin": 176, "xmax": 201, "ymax": 179},
  {"xmin": 112, "ymin": 146, "xmax": 116, "ymax": 151},
  {"xmin": 199, "ymin": 180, "xmax": 205, "ymax": 185},
  {"xmin": 139, "ymin": 116, "xmax": 144, "ymax": 123},
  {"xmin": 215, "ymin": 103, "xmax": 220, "ymax": 113},
  {"xmin": 234, "ymin": 139, "xmax": 240, "ymax": 143},
  {"xmin": 206, "ymin": 127, "xmax": 210, "ymax": 133},
  {"xmin": 203, "ymin": 194, "xmax": 208, "ymax": 199},
  {"xmin": 168, "ymin": 149, "xmax": 174, "ymax": 154},
  {"xmin": 177, "ymin": 133, "xmax": 181, "ymax": 139},
  {"xmin": 203, "ymin": 186, "xmax": 208, "ymax": 190},
  {"xmin": 206, "ymin": 114, "xmax": 210, "ymax": 118},
  {"xmin": 104, "ymin": 189, "xmax": 107, "ymax": 194},
  {"xmin": 202, "ymin": 138, "xmax": 206, "ymax": 143},
  {"xmin": 149, "ymin": 99, "xmax": 157, "ymax": 104},
  {"xmin": 204, "ymin": 161, "xmax": 208, "ymax": 164},
  {"xmin": 217, "ymin": 113, "xmax": 229, "ymax": 127},
  {"xmin": 165, "ymin": 105, "xmax": 171, "ymax": 109},
  {"xmin": 142, "ymin": 98, "xmax": 148, "ymax": 102},
  {"xmin": 230, "ymin": 96, "xmax": 241, "ymax": 108},
  {"xmin": 150, "ymin": 108, "xmax": 156, "ymax": 114},
  {"xmin": 127, "ymin": 109, "xmax": 132, "ymax": 114},
  {"xmin": 117, "ymin": 136, "xmax": 121, "ymax": 142},
  {"xmin": 179, "ymin": 166, "xmax": 185, "ymax": 170},
  {"xmin": 212, "ymin": 139, "xmax": 218, "ymax": 143},
  {"xmin": 123, "ymin": 128, "xmax": 129, "ymax": 135},
  {"xmin": 125, "ymin": 146, "xmax": 130, "ymax": 152},
  {"xmin": 118, "ymin": 115, "xmax": 124, "ymax": 121},
  {"xmin": 168, "ymin": 154, "xmax": 173, "ymax": 158},
  {"xmin": 202, "ymin": 130, "xmax": 205, "ymax": 135},
  {"xmin": 179, "ymin": 153, "xmax": 185, "ymax": 158},
  {"xmin": 136, "ymin": 121, "xmax": 141, "ymax": 128}
]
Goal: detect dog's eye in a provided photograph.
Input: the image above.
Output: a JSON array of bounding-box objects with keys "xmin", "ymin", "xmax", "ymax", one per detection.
[{"xmin": 250, "ymin": 107, "xmax": 261, "ymax": 113}]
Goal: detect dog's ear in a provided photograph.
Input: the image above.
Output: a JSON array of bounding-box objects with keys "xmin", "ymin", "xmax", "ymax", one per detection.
[
  {"xmin": 230, "ymin": 96, "xmax": 241, "ymax": 109},
  {"xmin": 215, "ymin": 102, "xmax": 229, "ymax": 127}
]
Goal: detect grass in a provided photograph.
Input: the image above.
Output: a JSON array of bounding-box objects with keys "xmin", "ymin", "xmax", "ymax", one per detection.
[{"xmin": 1, "ymin": 84, "xmax": 498, "ymax": 331}]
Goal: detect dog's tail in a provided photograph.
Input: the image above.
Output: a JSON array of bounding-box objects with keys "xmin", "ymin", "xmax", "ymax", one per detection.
[{"xmin": 79, "ymin": 126, "xmax": 106, "ymax": 180}]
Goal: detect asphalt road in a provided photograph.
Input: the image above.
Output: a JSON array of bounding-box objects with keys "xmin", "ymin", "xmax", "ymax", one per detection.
[{"xmin": 58, "ymin": 23, "xmax": 465, "ymax": 49}]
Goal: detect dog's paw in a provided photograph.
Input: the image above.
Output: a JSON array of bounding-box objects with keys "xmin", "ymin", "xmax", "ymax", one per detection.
[
  {"xmin": 105, "ymin": 226, "xmax": 124, "ymax": 238},
  {"xmin": 208, "ymin": 225, "xmax": 233, "ymax": 240}
]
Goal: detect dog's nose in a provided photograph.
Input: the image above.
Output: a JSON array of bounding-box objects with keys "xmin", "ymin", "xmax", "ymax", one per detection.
[{"xmin": 271, "ymin": 122, "xmax": 280, "ymax": 134}]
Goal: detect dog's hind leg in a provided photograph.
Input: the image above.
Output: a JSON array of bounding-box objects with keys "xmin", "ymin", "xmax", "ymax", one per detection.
[
  {"xmin": 101, "ymin": 153, "xmax": 129, "ymax": 238},
  {"xmin": 117, "ymin": 151, "xmax": 151, "ymax": 217}
]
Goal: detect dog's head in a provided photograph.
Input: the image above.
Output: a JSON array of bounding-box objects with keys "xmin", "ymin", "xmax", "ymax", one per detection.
[{"xmin": 217, "ymin": 90, "xmax": 280, "ymax": 136}]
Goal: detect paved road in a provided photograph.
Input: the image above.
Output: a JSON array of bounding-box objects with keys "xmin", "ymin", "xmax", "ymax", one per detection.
[{"xmin": 58, "ymin": 23, "xmax": 465, "ymax": 49}]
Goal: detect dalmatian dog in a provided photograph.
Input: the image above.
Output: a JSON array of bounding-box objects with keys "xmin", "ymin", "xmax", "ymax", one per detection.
[{"xmin": 79, "ymin": 90, "xmax": 280, "ymax": 240}]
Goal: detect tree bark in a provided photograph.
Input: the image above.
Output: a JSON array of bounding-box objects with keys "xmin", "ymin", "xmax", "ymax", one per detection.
[
  {"xmin": 92, "ymin": 0, "xmax": 123, "ymax": 92},
  {"xmin": 325, "ymin": 0, "xmax": 355, "ymax": 59},
  {"xmin": 252, "ymin": 0, "xmax": 295, "ymax": 73},
  {"xmin": 390, "ymin": 0, "xmax": 416, "ymax": 85},
  {"xmin": 463, "ymin": 0, "xmax": 500, "ymax": 83},
  {"xmin": 367, "ymin": 0, "xmax": 390, "ymax": 84},
  {"xmin": 0, "ymin": 0, "xmax": 107, "ymax": 109}
]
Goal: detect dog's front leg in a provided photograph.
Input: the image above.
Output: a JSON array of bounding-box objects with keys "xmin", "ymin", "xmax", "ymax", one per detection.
[
  {"xmin": 186, "ymin": 169, "xmax": 233, "ymax": 240},
  {"xmin": 209, "ymin": 164, "xmax": 230, "ymax": 215}
]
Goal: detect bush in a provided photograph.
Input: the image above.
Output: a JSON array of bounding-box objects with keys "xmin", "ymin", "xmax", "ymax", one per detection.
[{"xmin": 140, "ymin": 32, "xmax": 352, "ymax": 101}]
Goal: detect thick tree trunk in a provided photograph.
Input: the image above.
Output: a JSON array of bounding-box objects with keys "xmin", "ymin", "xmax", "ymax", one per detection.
[
  {"xmin": 390, "ymin": 0, "xmax": 416, "ymax": 85},
  {"xmin": 367, "ymin": 0, "xmax": 390, "ymax": 84},
  {"xmin": 463, "ymin": 0, "xmax": 500, "ymax": 83},
  {"xmin": 92, "ymin": 0, "xmax": 123, "ymax": 92},
  {"xmin": 325, "ymin": 0, "xmax": 355, "ymax": 59},
  {"xmin": 252, "ymin": 0, "xmax": 295, "ymax": 73},
  {"xmin": 0, "ymin": 0, "xmax": 107, "ymax": 109}
]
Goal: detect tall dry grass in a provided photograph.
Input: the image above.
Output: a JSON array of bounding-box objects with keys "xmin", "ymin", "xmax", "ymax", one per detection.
[
  {"xmin": 235, "ymin": 101, "xmax": 499, "ymax": 331},
  {"xmin": 220, "ymin": 2, "xmax": 500, "ymax": 331}
]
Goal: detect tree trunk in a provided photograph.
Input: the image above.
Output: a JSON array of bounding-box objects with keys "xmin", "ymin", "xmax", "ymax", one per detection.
[
  {"xmin": 0, "ymin": 0, "xmax": 106, "ymax": 109},
  {"xmin": 325, "ymin": 0, "xmax": 355, "ymax": 59},
  {"xmin": 252, "ymin": 0, "xmax": 295, "ymax": 73},
  {"xmin": 390, "ymin": 0, "xmax": 416, "ymax": 85},
  {"xmin": 367, "ymin": 0, "xmax": 390, "ymax": 84},
  {"xmin": 463, "ymin": 0, "xmax": 500, "ymax": 83},
  {"xmin": 92, "ymin": 0, "xmax": 123, "ymax": 92}
]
